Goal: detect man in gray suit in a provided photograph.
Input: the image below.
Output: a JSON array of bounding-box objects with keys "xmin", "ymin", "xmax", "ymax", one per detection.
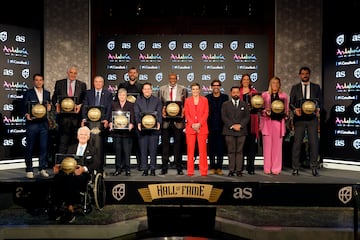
[{"xmin": 158, "ymin": 73, "xmax": 188, "ymax": 175}]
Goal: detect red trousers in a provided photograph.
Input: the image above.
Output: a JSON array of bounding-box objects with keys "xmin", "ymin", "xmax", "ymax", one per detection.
[{"xmin": 186, "ymin": 133, "xmax": 208, "ymax": 176}]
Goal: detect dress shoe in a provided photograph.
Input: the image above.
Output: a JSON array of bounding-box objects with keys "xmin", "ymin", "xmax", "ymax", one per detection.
[
  {"xmin": 247, "ymin": 170, "xmax": 255, "ymax": 175},
  {"xmin": 228, "ymin": 171, "xmax": 235, "ymax": 177},
  {"xmin": 312, "ymin": 169, "xmax": 319, "ymax": 177},
  {"xmin": 160, "ymin": 169, "xmax": 168, "ymax": 175},
  {"xmin": 142, "ymin": 170, "xmax": 148, "ymax": 176},
  {"xmin": 216, "ymin": 169, "xmax": 224, "ymax": 175},
  {"xmin": 137, "ymin": 165, "xmax": 142, "ymax": 171},
  {"xmin": 112, "ymin": 171, "xmax": 121, "ymax": 176},
  {"xmin": 209, "ymin": 169, "xmax": 216, "ymax": 175},
  {"xmin": 236, "ymin": 171, "xmax": 242, "ymax": 177},
  {"xmin": 177, "ymin": 169, "xmax": 184, "ymax": 175},
  {"xmin": 125, "ymin": 171, "xmax": 131, "ymax": 176},
  {"xmin": 292, "ymin": 169, "xmax": 299, "ymax": 176},
  {"xmin": 150, "ymin": 170, "xmax": 156, "ymax": 176}
]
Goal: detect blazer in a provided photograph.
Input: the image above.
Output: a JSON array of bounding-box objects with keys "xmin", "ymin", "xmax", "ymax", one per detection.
[
  {"xmin": 240, "ymin": 87, "xmax": 259, "ymax": 138},
  {"xmin": 52, "ymin": 79, "xmax": 87, "ymax": 106},
  {"xmin": 117, "ymin": 81, "xmax": 143, "ymax": 95},
  {"xmin": 134, "ymin": 95, "xmax": 163, "ymax": 132},
  {"xmin": 23, "ymin": 87, "xmax": 51, "ymax": 123},
  {"xmin": 82, "ymin": 88, "xmax": 113, "ymax": 122},
  {"xmin": 206, "ymin": 93, "xmax": 229, "ymax": 132},
  {"xmin": 67, "ymin": 143, "xmax": 98, "ymax": 172},
  {"xmin": 111, "ymin": 100, "xmax": 135, "ymax": 137},
  {"xmin": 184, "ymin": 96, "xmax": 209, "ymax": 135},
  {"xmin": 158, "ymin": 84, "xmax": 188, "ymax": 129},
  {"xmin": 221, "ymin": 99, "xmax": 250, "ymax": 136},
  {"xmin": 260, "ymin": 91, "xmax": 289, "ymax": 137}
]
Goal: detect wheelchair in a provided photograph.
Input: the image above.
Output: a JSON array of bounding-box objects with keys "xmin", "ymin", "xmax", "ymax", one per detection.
[{"xmin": 47, "ymin": 154, "xmax": 106, "ymax": 221}]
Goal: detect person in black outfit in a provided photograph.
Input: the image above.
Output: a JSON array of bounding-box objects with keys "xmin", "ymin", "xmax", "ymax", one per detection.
[
  {"xmin": 205, "ymin": 79, "xmax": 229, "ymax": 175},
  {"xmin": 289, "ymin": 66, "xmax": 323, "ymax": 177}
]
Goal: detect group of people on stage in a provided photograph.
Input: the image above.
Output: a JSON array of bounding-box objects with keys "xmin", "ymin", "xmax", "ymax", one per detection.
[{"xmin": 23, "ymin": 65, "xmax": 322, "ymax": 181}]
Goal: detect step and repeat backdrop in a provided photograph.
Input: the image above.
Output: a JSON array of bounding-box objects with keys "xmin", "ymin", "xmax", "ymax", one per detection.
[
  {"xmin": 0, "ymin": 24, "xmax": 41, "ymax": 160},
  {"xmin": 95, "ymin": 35, "xmax": 270, "ymax": 97},
  {"xmin": 323, "ymin": 31, "xmax": 360, "ymax": 164}
]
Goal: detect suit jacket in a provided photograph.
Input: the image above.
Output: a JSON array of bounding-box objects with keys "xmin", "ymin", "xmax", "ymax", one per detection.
[
  {"xmin": 289, "ymin": 82, "xmax": 322, "ymax": 121},
  {"xmin": 118, "ymin": 81, "xmax": 143, "ymax": 95},
  {"xmin": 206, "ymin": 93, "xmax": 229, "ymax": 132},
  {"xmin": 67, "ymin": 143, "xmax": 98, "ymax": 172},
  {"xmin": 111, "ymin": 100, "xmax": 135, "ymax": 137},
  {"xmin": 52, "ymin": 79, "xmax": 87, "ymax": 106},
  {"xmin": 82, "ymin": 88, "xmax": 113, "ymax": 122},
  {"xmin": 184, "ymin": 96, "xmax": 209, "ymax": 135},
  {"xmin": 260, "ymin": 91, "xmax": 288, "ymax": 137},
  {"xmin": 23, "ymin": 87, "xmax": 51, "ymax": 123},
  {"xmin": 158, "ymin": 84, "xmax": 188, "ymax": 129},
  {"xmin": 221, "ymin": 100, "xmax": 250, "ymax": 136},
  {"xmin": 134, "ymin": 95, "xmax": 162, "ymax": 133}
]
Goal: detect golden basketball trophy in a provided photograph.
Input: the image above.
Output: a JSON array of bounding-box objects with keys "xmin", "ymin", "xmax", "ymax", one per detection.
[
  {"xmin": 165, "ymin": 101, "xmax": 182, "ymax": 118},
  {"xmin": 58, "ymin": 96, "xmax": 77, "ymax": 113},
  {"xmin": 301, "ymin": 99, "xmax": 317, "ymax": 115},
  {"xmin": 85, "ymin": 105, "xmax": 104, "ymax": 135},
  {"xmin": 126, "ymin": 93, "xmax": 139, "ymax": 103},
  {"xmin": 141, "ymin": 112, "xmax": 157, "ymax": 130},
  {"xmin": 29, "ymin": 102, "xmax": 47, "ymax": 120},
  {"xmin": 112, "ymin": 111, "xmax": 130, "ymax": 130},
  {"xmin": 250, "ymin": 94, "xmax": 264, "ymax": 109},
  {"xmin": 271, "ymin": 99, "xmax": 286, "ymax": 118}
]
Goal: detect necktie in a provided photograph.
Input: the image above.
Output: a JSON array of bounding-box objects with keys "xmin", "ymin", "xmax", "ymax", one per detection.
[
  {"xmin": 96, "ymin": 91, "xmax": 100, "ymax": 106},
  {"xmin": 170, "ymin": 87, "xmax": 173, "ymax": 101},
  {"xmin": 303, "ymin": 84, "xmax": 308, "ymax": 99},
  {"xmin": 78, "ymin": 145, "xmax": 84, "ymax": 156},
  {"xmin": 68, "ymin": 83, "xmax": 73, "ymax": 97},
  {"xmin": 235, "ymin": 100, "xmax": 238, "ymax": 108}
]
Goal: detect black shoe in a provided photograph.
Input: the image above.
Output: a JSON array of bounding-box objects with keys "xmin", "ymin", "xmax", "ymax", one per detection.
[
  {"xmin": 160, "ymin": 169, "xmax": 168, "ymax": 175},
  {"xmin": 112, "ymin": 171, "xmax": 121, "ymax": 176},
  {"xmin": 125, "ymin": 171, "xmax": 131, "ymax": 176},
  {"xmin": 236, "ymin": 171, "xmax": 242, "ymax": 177},
  {"xmin": 292, "ymin": 169, "xmax": 299, "ymax": 176},
  {"xmin": 137, "ymin": 165, "xmax": 142, "ymax": 171},
  {"xmin": 247, "ymin": 170, "xmax": 255, "ymax": 175},
  {"xmin": 312, "ymin": 169, "xmax": 319, "ymax": 177},
  {"xmin": 150, "ymin": 170, "xmax": 156, "ymax": 176},
  {"xmin": 177, "ymin": 169, "xmax": 184, "ymax": 175},
  {"xmin": 228, "ymin": 171, "xmax": 235, "ymax": 177},
  {"xmin": 142, "ymin": 170, "xmax": 148, "ymax": 176}
]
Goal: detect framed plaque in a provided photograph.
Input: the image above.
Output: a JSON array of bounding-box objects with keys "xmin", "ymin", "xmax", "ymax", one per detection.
[
  {"xmin": 165, "ymin": 101, "xmax": 182, "ymax": 118},
  {"xmin": 59, "ymin": 96, "xmax": 77, "ymax": 113},
  {"xmin": 112, "ymin": 110, "xmax": 130, "ymax": 130},
  {"xmin": 29, "ymin": 102, "xmax": 47, "ymax": 120},
  {"xmin": 141, "ymin": 112, "xmax": 157, "ymax": 130},
  {"xmin": 301, "ymin": 99, "xmax": 318, "ymax": 115},
  {"xmin": 126, "ymin": 93, "xmax": 139, "ymax": 103},
  {"xmin": 86, "ymin": 106, "xmax": 104, "ymax": 122}
]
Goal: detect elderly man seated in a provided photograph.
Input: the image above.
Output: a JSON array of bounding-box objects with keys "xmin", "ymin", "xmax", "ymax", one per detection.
[{"xmin": 50, "ymin": 126, "xmax": 98, "ymax": 223}]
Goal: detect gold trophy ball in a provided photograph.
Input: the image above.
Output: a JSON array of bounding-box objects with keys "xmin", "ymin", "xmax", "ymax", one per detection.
[
  {"xmin": 271, "ymin": 100, "xmax": 284, "ymax": 114},
  {"xmin": 127, "ymin": 95, "xmax": 137, "ymax": 103},
  {"xmin": 166, "ymin": 103, "xmax": 180, "ymax": 117},
  {"xmin": 61, "ymin": 157, "xmax": 77, "ymax": 175},
  {"xmin": 61, "ymin": 98, "xmax": 75, "ymax": 112},
  {"xmin": 87, "ymin": 107, "xmax": 102, "ymax": 122},
  {"xmin": 142, "ymin": 114, "xmax": 156, "ymax": 129},
  {"xmin": 251, "ymin": 95, "xmax": 264, "ymax": 108},
  {"xmin": 31, "ymin": 104, "xmax": 46, "ymax": 118},
  {"xmin": 114, "ymin": 115, "xmax": 129, "ymax": 128},
  {"xmin": 302, "ymin": 100, "xmax": 316, "ymax": 114}
]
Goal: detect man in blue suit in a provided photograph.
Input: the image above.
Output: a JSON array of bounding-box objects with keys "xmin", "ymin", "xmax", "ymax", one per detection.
[
  {"xmin": 23, "ymin": 73, "xmax": 52, "ymax": 178},
  {"xmin": 81, "ymin": 75, "xmax": 113, "ymax": 172},
  {"xmin": 134, "ymin": 82, "xmax": 162, "ymax": 176}
]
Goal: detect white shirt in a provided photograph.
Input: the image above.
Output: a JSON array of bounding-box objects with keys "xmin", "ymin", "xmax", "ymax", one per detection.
[{"xmin": 34, "ymin": 88, "xmax": 43, "ymax": 104}]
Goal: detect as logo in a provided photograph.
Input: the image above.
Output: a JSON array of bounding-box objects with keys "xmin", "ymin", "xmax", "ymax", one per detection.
[
  {"xmin": 334, "ymin": 139, "xmax": 345, "ymax": 147},
  {"xmin": 233, "ymin": 187, "xmax": 252, "ymax": 199},
  {"xmin": 3, "ymin": 104, "xmax": 14, "ymax": 111},
  {"xmin": 3, "ymin": 139, "xmax": 14, "ymax": 146},
  {"xmin": 15, "ymin": 35, "xmax": 26, "ymax": 42}
]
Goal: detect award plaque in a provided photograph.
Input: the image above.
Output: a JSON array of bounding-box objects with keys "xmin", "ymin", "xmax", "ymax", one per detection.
[
  {"xmin": 112, "ymin": 110, "xmax": 130, "ymax": 130},
  {"xmin": 165, "ymin": 101, "xmax": 182, "ymax": 118},
  {"xmin": 59, "ymin": 96, "xmax": 77, "ymax": 113},
  {"xmin": 301, "ymin": 99, "xmax": 317, "ymax": 115},
  {"xmin": 29, "ymin": 102, "xmax": 47, "ymax": 119},
  {"xmin": 141, "ymin": 112, "xmax": 157, "ymax": 130},
  {"xmin": 126, "ymin": 93, "xmax": 139, "ymax": 103},
  {"xmin": 250, "ymin": 93, "xmax": 264, "ymax": 109},
  {"xmin": 86, "ymin": 106, "xmax": 104, "ymax": 122}
]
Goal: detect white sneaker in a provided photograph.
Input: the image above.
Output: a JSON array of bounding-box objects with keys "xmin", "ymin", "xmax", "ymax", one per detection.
[
  {"xmin": 26, "ymin": 172, "xmax": 34, "ymax": 179},
  {"xmin": 39, "ymin": 169, "xmax": 49, "ymax": 177}
]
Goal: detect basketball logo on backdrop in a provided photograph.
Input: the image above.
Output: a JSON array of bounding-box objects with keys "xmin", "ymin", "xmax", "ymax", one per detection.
[
  {"xmin": 112, "ymin": 184, "xmax": 126, "ymax": 201},
  {"xmin": 199, "ymin": 41, "xmax": 207, "ymax": 51},
  {"xmin": 107, "ymin": 41, "xmax": 115, "ymax": 50},
  {"xmin": 230, "ymin": 41, "xmax": 238, "ymax": 50},
  {"xmin": 0, "ymin": 31, "xmax": 7, "ymax": 42},
  {"xmin": 187, "ymin": 73, "xmax": 194, "ymax": 82},
  {"xmin": 138, "ymin": 41, "xmax": 145, "ymax": 50},
  {"xmin": 155, "ymin": 72, "xmax": 163, "ymax": 82},
  {"xmin": 168, "ymin": 41, "xmax": 176, "ymax": 51},
  {"xmin": 336, "ymin": 34, "xmax": 345, "ymax": 46},
  {"xmin": 338, "ymin": 186, "xmax": 352, "ymax": 204},
  {"xmin": 22, "ymin": 69, "xmax": 29, "ymax": 79},
  {"xmin": 218, "ymin": 73, "xmax": 226, "ymax": 82}
]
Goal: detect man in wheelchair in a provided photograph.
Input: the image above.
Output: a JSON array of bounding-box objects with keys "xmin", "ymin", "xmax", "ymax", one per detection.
[{"xmin": 49, "ymin": 126, "xmax": 99, "ymax": 223}]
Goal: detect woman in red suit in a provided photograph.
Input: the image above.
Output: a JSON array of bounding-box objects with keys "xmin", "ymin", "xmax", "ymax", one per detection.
[
  {"xmin": 184, "ymin": 83, "xmax": 209, "ymax": 176},
  {"xmin": 260, "ymin": 77, "xmax": 289, "ymax": 175}
]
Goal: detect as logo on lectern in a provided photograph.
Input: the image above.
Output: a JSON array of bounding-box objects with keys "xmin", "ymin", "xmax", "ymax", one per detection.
[{"xmin": 233, "ymin": 187, "xmax": 252, "ymax": 199}]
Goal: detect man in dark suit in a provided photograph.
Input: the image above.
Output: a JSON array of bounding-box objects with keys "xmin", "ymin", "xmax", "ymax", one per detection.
[
  {"xmin": 23, "ymin": 73, "xmax": 52, "ymax": 178},
  {"xmin": 52, "ymin": 66, "xmax": 87, "ymax": 154},
  {"xmin": 221, "ymin": 86, "xmax": 250, "ymax": 177},
  {"xmin": 289, "ymin": 66, "xmax": 323, "ymax": 176},
  {"xmin": 51, "ymin": 126, "xmax": 97, "ymax": 223},
  {"xmin": 81, "ymin": 76, "xmax": 113, "ymax": 172},
  {"xmin": 134, "ymin": 82, "xmax": 162, "ymax": 176},
  {"xmin": 158, "ymin": 73, "xmax": 187, "ymax": 175}
]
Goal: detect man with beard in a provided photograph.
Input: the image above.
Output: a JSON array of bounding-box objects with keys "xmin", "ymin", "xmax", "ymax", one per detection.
[
  {"xmin": 221, "ymin": 86, "xmax": 250, "ymax": 177},
  {"xmin": 289, "ymin": 66, "xmax": 322, "ymax": 177}
]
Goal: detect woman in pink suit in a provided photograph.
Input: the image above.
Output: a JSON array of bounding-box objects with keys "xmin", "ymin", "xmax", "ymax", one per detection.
[
  {"xmin": 184, "ymin": 83, "xmax": 209, "ymax": 176},
  {"xmin": 260, "ymin": 77, "xmax": 289, "ymax": 175}
]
